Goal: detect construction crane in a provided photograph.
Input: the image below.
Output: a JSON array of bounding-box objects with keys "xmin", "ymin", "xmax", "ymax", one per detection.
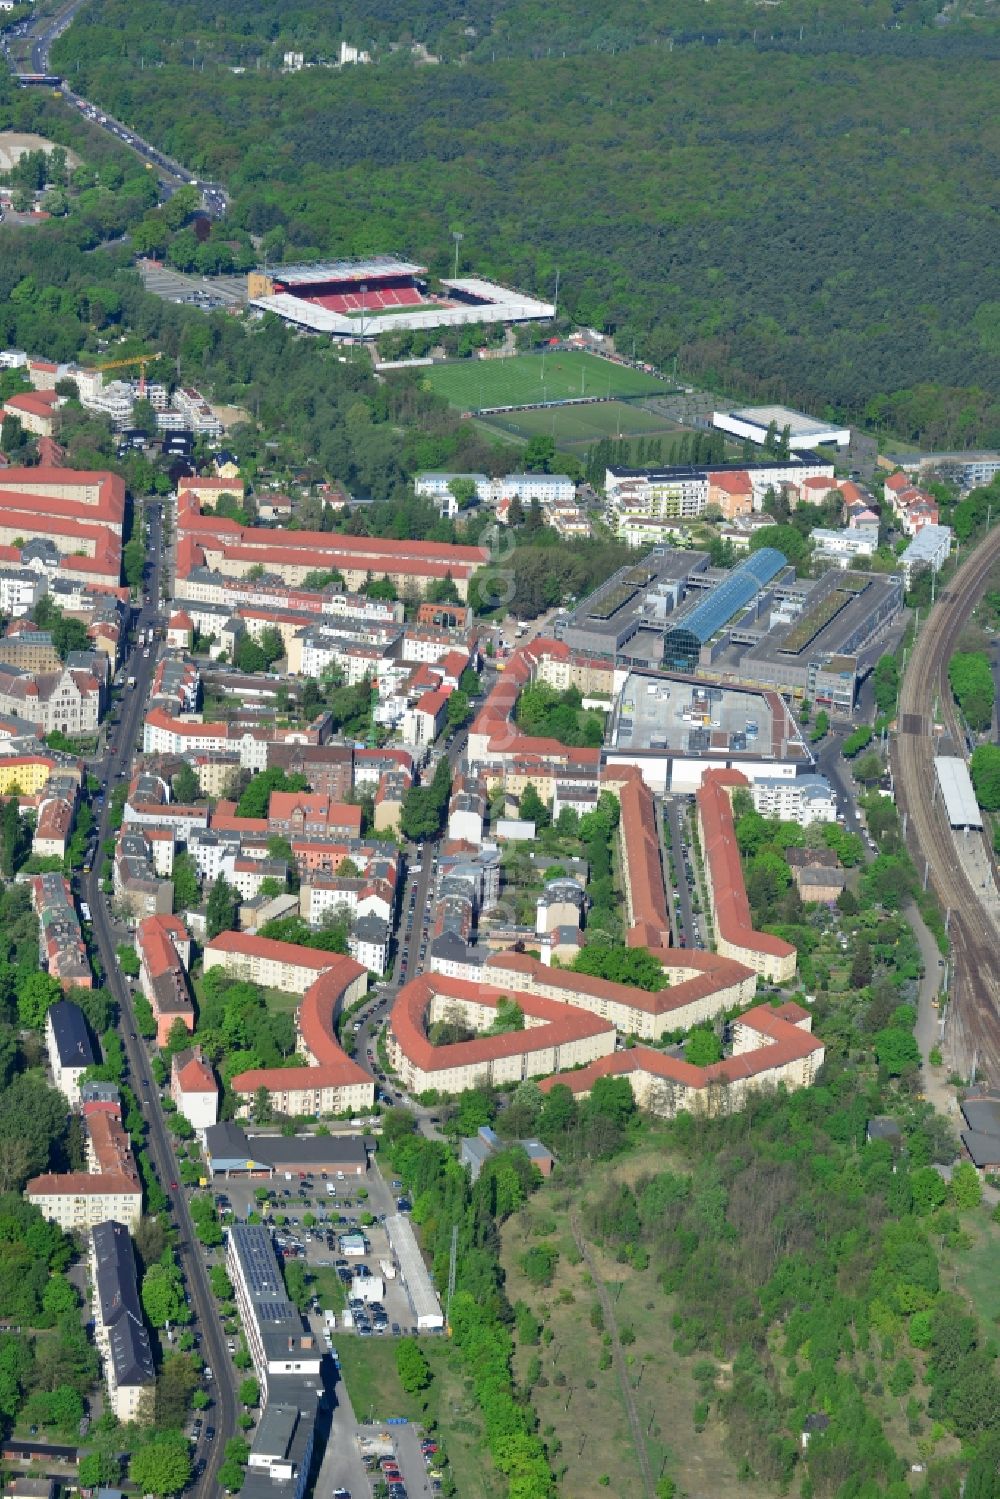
[{"xmin": 87, "ymin": 353, "xmax": 162, "ymax": 398}]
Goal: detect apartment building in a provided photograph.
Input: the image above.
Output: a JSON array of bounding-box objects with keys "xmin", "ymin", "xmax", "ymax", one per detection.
[
  {"xmin": 89, "ymin": 1220, "xmax": 155, "ymax": 1423},
  {"xmin": 136, "ymin": 914, "xmax": 195, "ymax": 1046},
  {"xmin": 171, "ymin": 1046, "xmax": 219, "ymax": 1133},
  {"xmin": 45, "ymin": 1000, "xmax": 96, "ymax": 1107},
  {"xmin": 697, "ymin": 769, "xmax": 797, "ymax": 982},
  {"xmin": 26, "ymin": 1107, "xmax": 142, "ymax": 1233},
  {"xmin": 541, "ymin": 1001, "xmax": 824, "ymax": 1120},
  {"xmin": 749, "ymin": 774, "xmax": 838, "ymax": 825},
  {"xmin": 203, "ymin": 932, "xmax": 345, "ymax": 994}
]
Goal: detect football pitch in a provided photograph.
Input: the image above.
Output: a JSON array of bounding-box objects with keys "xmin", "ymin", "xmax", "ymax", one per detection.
[
  {"xmin": 424, "ymin": 350, "xmax": 666, "ymax": 409},
  {"xmin": 477, "ymin": 400, "xmax": 687, "ymax": 449}
]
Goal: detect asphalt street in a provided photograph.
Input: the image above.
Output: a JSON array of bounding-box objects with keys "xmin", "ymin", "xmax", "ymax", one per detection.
[
  {"xmin": 3, "ymin": 0, "xmax": 226, "ymax": 214},
  {"xmin": 79, "ymin": 502, "xmax": 236, "ymax": 1499}
]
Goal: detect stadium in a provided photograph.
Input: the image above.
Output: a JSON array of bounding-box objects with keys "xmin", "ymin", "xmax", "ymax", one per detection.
[{"xmin": 247, "ymin": 255, "xmax": 554, "ymax": 340}]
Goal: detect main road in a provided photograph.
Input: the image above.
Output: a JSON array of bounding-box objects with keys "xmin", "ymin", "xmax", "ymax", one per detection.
[
  {"xmin": 2, "ymin": 0, "xmax": 227, "ymax": 213},
  {"xmin": 892, "ymin": 525, "xmax": 1000, "ymax": 1083},
  {"xmin": 79, "ymin": 501, "xmax": 236, "ymax": 1496}
]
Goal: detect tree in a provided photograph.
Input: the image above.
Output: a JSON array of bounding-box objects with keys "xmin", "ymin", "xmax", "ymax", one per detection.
[
  {"xmin": 130, "ymin": 1436, "xmax": 192, "ymax": 1496},
  {"xmin": 850, "ymin": 939, "xmax": 874, "ymax": 988},
  {"xmin": 16, "ymin": 971, "xmax": 62, "ymax": 1030},
  {"xmin": 50, "ymin": 614, "xmax": 89, "ymax": 661},
  {"xmin": 238, "ymin": 1376, "xmax": 260, "ymax": 1407},
  {"xmin": 123, "ymin": 538, "xmax": 146, "ymax": 591},
  {"xmin": 447, "ymin": 478, "xmax": 477, "ymax": 511},
  {"xmin": 172, "ymin": 763, "xmax": 201, "ymax": 804},
  {"xmin": 446, "ymin": 690, "xmax": 470, "ymax": 729},
  {"xmin": 519, "ymin": 783, "xmax": 549, "ymax": 827},
  {"xmin": 951, "ymin": 1161, "xmax": 983, "ymax": 1210},
  {"xmin": 872, "ymin": 655, "xmax": 900, "ymax": 716},
  {"xmin": 172, "ymin": 851, "xmax": 201, "ymax": 910},
  {"xmin": 79, "ymin": 1452, "xmax": 120, "ymax": 1488},
  {"xmin": 970, "ymin": 744, "xmax": 1000, "ymax": 811},
  {"xmin": 685, "ymin": 1028, "xmax": 723, "ymax": 1066},
  {"xmin": 141, "ymin": 1263, "xmax": 185, "ymax": 1328},
  {"xmin": 874, "ymin": 1027, "xmax": 920, "ymax": 1076},
  {"xmin": 155, "ymin": 1352, "xmax": 199, "ymax": 1428},
  {"xmin": 206, "ymin": 875, "xmax": 239, "ymax": 938},
  {"xmin": 396, "ymin": 1338, "xmax": 431, "ymax": 1394}
]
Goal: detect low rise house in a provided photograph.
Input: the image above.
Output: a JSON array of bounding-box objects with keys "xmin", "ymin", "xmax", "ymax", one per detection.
[{"xmin": 171, "ymin": 1046, "xmax": 219, "ymax": 1133}]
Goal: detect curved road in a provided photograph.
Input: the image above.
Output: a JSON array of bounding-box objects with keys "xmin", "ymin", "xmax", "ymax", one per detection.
[
  {"xmin": 2, "ymin": 0, "xmax": 226, "ymax": 213},
  {"xmin": 892, "ymin": 525, "xmax": 1000, "ymax": 1083},
  {"xmin": 79, "ymin": 503, "xmax": 236, "ymax": 1495}
]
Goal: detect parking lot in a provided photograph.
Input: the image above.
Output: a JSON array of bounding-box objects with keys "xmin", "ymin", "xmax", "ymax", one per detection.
[
  {"xmin": 210, "ymin": 1158, "xmax": 422, "ymax": 1337},
  {"xmin": 139, "ymin": 260, "xmax": 247, "ymax": 310}
]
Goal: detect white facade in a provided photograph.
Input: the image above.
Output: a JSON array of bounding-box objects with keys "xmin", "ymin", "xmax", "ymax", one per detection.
[
  {"xmin": 809, "ymin": 528, "xmax": 878, "ymax": 567},
  {"xmin": 749, "ymin": 775, "xmax": 838, "ymax": 826},
  {"xmin": 900, "ymin": 524, "xmax": 952, "ymax": 585}
]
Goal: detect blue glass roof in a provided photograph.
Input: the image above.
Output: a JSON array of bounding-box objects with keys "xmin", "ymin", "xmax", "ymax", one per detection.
[{"xmin": 666, "ymin": 547, "xmax": 787, "ymax": 646}]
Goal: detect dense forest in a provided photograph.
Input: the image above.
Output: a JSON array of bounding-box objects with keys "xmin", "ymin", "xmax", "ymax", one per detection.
[{"xmin": 45, "ymin": 2, "xmax": 1000, "ymax": 446}]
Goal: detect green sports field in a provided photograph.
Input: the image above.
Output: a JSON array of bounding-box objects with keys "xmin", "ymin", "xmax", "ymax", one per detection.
[
  {"xmin": 424, "ymin": 350, "xmax": 666, "ymax": 409},
  {"xmin": 478, "ymin": 399, "xmax": 687, "ymax": 447}
]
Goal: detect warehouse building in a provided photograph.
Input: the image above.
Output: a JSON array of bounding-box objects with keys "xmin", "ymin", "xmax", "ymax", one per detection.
[
  {"xmin": 385, "ymin": 1213, "xmax": 444, "ymax": 1331},
  {"xmin": 712, "ymin": 405, "xmax": 851, "ymax": 450}
]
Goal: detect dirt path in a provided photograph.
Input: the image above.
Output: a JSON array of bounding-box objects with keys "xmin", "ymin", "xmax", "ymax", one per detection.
[{"xmin": 569, "ymin": 1210, "xmax": 654, "ymax": 1499}]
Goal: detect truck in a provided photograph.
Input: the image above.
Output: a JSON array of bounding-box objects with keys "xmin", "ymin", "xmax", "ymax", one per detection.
[
  {"xmin": 126, "ymin": 674, "xmax": 136, "ymax": 688},
  {"xmin": 379, "ymin": 1258, "xmax": 397, "ymax": 1281}
]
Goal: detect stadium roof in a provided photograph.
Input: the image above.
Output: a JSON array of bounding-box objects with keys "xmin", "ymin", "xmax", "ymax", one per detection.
[
  {"xmin": 934, "ymin": 756, "xmax": 983, "ymax": 830},
  {"xmin": 268, "ymin": 256, "xmax": 426, "ymax": 286},
  {"xmin": 250, "ymin": 282, "xmax": 556, "ymax": 338},
  {"xmin": 665, "ymin": 548, "xmax": 788, "ymax": 648}
]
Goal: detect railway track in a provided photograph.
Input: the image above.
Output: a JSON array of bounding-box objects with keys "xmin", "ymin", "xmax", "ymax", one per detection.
[{"xmin": 892, "ymin": 526, "xmax": 1000, "ymax": 1083}]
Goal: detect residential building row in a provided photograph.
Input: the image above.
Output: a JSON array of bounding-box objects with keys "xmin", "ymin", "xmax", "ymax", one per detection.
[{"xmin": 202, "ymin": 933, "xmax": 374, "ymax": 1116}]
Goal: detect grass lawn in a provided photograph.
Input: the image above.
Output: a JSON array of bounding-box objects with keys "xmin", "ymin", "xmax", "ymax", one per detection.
[
  {"xmin": 480, "ymin": 399, "xmax": 685, "ymax": 446},
  {"xmin": 192, "ymin": 971, "xmax": 300, "ymax": 1015},
  {"xmin": 424, "ymin": 351, "xmax": 665, "ymax": 410},
  {"xmin": 953, "ymin": 1211, "xmax": 1000, "ymax": 1325},
  {"xmin": 309, "ymin": 1265, "xmax": 346, "ymax": 1313}
]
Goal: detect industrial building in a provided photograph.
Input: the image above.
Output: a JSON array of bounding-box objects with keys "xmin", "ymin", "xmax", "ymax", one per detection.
[
  {"xmin": 712, "ymin": 405, "xmax": 851, "ymax": 450},
  {"xmin": 556, "ymin": 550, "xmax": 903, "ymax": 713}
]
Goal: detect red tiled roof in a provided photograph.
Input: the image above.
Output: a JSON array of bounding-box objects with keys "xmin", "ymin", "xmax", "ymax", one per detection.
[
  {"xmin": 175, "ymin": 1054, "xmax": 217, "ymax": 1094},
  {"xmin": 204, "ymin": 930, "xmax": 340, "ymax": 970},
  {"xmin": 539, "ymin": 1003, "xmax": 822, "ymax": 1095},
  {"xmin": 231, "ymin": 954, "xmax": 369, "ymax": 1096},
  {"xmin": 390, "ymin": 972, "xmax": 615, "ymax": 1074},
  {"xmin": 709, "ymin": 470, "xmax": 753, "ymax": 493},
  {"xmin": 697, "ymin": 770, "xmax": 796, "ymax": 963},
  {"xmin": 486, "ymin": 949, "xmax": 753, "ymax": 1017}
]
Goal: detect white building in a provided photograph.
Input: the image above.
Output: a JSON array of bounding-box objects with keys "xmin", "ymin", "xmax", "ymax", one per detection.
[
  {"xmin": 899, "ymin": 524, "xmax": 952, "ymax": 585},
  {"xmin": 809, "ymin": 528, "xmax": 878, "ymax": 568},
  {"xmin": 171, "ymin": 1047, "xmax": 219, "ymax": 1132},
  {"xmin": 712, "ymin": 405, "xmax": 851, "ymax": 450},
  {"xmin": 0, "ymin": 567, "xmax": 45, "ymax": 618},
  {"xmin": 45, "ymin": 1000, "xmax": 96, "ymax": 1107},
  {"xmin": 349, "ymin": 915, "xmax": 390, "ymax": 976},
  {"xmin": 226, "ymin": 1224, "xmax": 322, "ymax": 1402},
  {"xmin": 749, "ymin": 774, "xmax": 838, "ymax": 825}
]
